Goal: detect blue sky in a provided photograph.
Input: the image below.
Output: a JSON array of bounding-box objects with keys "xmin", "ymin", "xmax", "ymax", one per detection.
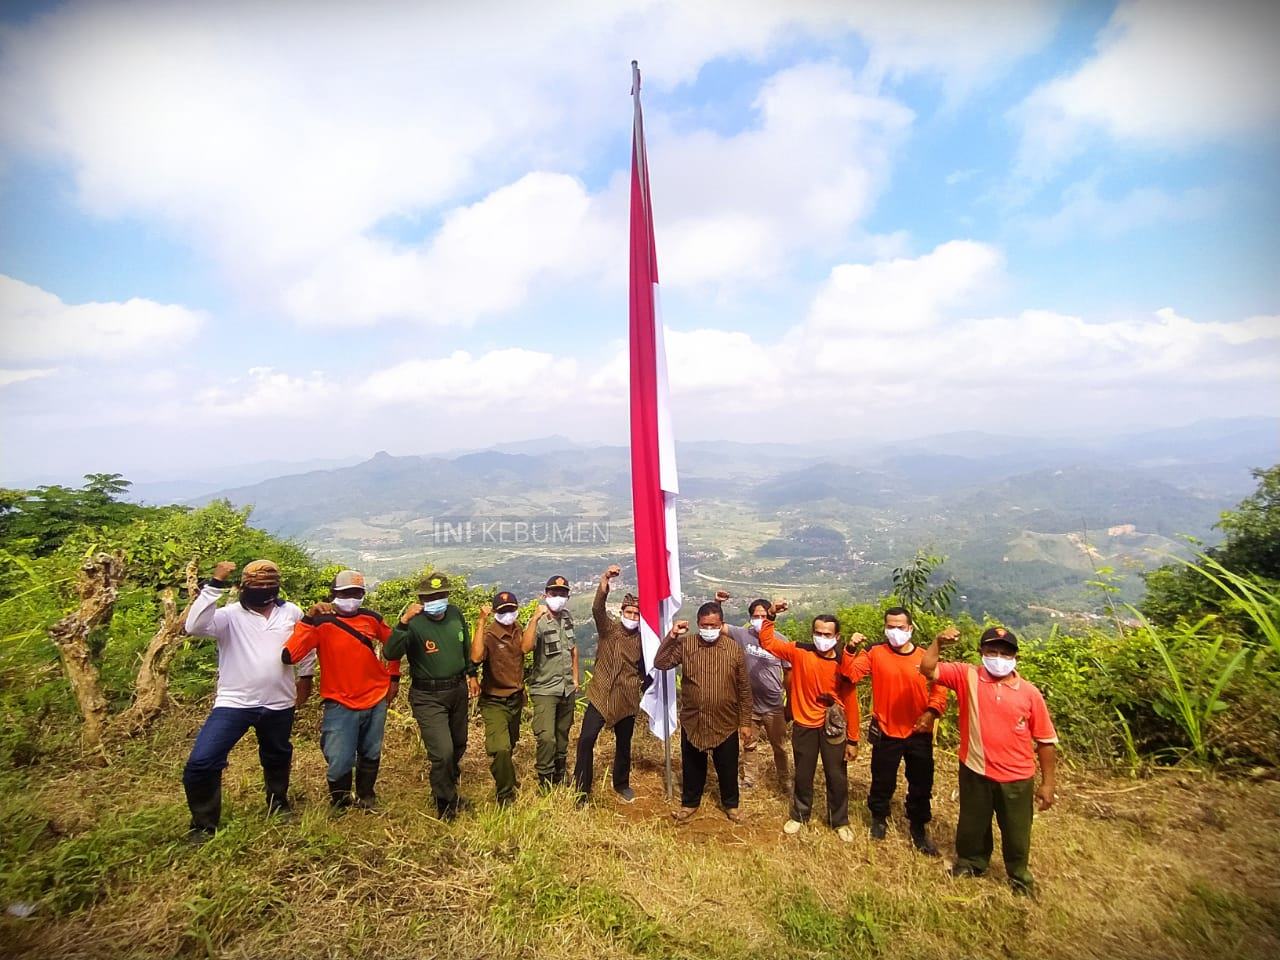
[{"xmin": 0, "ymin": 0, "xmax": 1277, "ymax": 484}]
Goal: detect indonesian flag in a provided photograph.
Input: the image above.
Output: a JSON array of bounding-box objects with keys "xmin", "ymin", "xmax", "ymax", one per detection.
[{"xmin": 629, "ymin": 62, "xmax": 681, "ymax": 740}]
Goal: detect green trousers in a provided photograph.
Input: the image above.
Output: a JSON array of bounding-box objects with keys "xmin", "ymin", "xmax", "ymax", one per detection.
[
  {"xmin": 531, "ymin": 693, "xmax": 575, "ymax": 785},
  {"xmin": 478, "ymin": 692, "xmax": 523, "ymax": 802},
  {"xmin": 955, "ymin": 763, "xmax": 1035, "ymax": 889},
  {"xmin": 408, "ymin": 683, "xmax": 468, "ymax": 813}
]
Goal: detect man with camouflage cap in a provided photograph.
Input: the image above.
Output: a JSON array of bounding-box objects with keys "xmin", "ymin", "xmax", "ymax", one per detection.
[
  {"xmin": 384, "ymin": 572, "xmax": 478, "ymax": 820},
  {"xmin": 522, "ymin": 574, "xmax": 580, "ymax": 789},
  {"xmin": 182, "ymin": 559, "xmax": 313, "ymax": 838},
  {"xmin": 283, "ymin": 570, "xmax": 397, "ymax": 809},
  {"xmin": 471, "ymin": 590, "xmax": 526, "ymax": 806}
]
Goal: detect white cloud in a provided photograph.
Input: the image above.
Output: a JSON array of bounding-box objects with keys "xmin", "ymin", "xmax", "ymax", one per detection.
[
  {"xmin": 804, "ymin": 240, "xmax": 1003, "ymax": 335},
  {"xmin": 0, "ymin": 1, "xmax": 1058, "ymax": 328},
  {"xmin": 195, "ymin": 367, "xmax": 334, "ymax": 418},
  {"xmin": 0, "ymin": 275, "xmax": 204, "ymax": 362},
  {"xmin": 360, "ymin": 349, "xmax": 576, "ymax": 407},
  {"xmin": 0, "ymin": 367, "xmax": 56, "ymax": 387},
  {"xmin": 1021, "ymin": 176, "xmax": 1227, "ymax": 241},
  {"xmin": 1013, "ymin": 0, "xmax": 1280, "ymax": 183}
]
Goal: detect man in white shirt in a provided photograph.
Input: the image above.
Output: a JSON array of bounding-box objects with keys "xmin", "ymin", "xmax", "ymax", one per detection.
[{"xmin": 181, "ymin": 559, "xmax": 313, "ymax": 838}]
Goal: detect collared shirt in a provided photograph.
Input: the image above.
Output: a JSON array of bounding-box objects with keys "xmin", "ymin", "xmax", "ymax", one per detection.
[
  {"xmin": 284, "ymin": 609, "xmax": 394, "ymax": 710},
  {"xmin": 384, "ymin": 605, "xmax": 472, "ymax": 683},
  {"xmin": 846, "ymin": 643, "xmax": 949, "ymax": 740},
  {"xmin": 654, "ymin": 631, "xmax": 753, "ymax": 751},
  {"xmin": 726, "ymin": 623, "xmax": 789, "ymax": 714},
  {"xmin": 935, "ymin": 661, "xmax": 1058, "ymax": 783},
  {"xmin": 529, "ymin": 610, "xmax": 576, "ymax": 697},
  {"xmin": 185, "ymin": 584, "xmax": 312, "ymax": 710},
  {"xmin": 477, "ymin": 619, "xmax": 526, "ymax": 697},
  {"xmin": 587, "ymin": 583, "xmax": 644, "ymax": 726},
  {"xmin": 757, "ymin": 620, "xmax": 859, "ymax": 741}
]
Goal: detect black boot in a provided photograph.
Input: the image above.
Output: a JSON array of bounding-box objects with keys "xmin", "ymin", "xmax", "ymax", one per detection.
[
  {"xmin": 328, "ymin": 771, "xmax": 354, "ymax": 809},
  {"xmin": 184, "ymin": 773, "xmax": 222, "ymax": 839},
  {"xmin": 910, "ymin": 822, "xmax": 939, "ymax": 857},
  {"xmin": 354, "ymin": 758, "xmax": 380, "ymax": 809},
  {"xmin": 263, "ymin": 763, "xmax": 292, "ymax": 816},
  {"xmin": 552, "ymin": 759, "xmax": 567, "ymax": 786},
  {"xmin": 870, "ymin": 817, "xmax": 888, "ymax": 840}
]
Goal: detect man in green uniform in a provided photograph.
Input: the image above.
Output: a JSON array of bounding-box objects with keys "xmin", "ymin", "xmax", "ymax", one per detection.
[
  {"xmin": 522, "ymin": 574, "xmax": 580, "ymax": 789},
  {"xmin": 383, "ymin": 573, "xmax": 478, "ymax": 820},
  {"xmin": 471, "ymin": 590, "xmax": 526, "ymax": 806}
]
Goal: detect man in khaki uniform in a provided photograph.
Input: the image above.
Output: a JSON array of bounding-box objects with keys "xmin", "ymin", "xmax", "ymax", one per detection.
[{"xmin": 522, "ymin": 574, "xmax": 580, "ymax": 789}]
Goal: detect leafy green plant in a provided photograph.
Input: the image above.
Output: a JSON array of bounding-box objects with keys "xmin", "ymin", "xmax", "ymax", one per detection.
[{"xmin": 891, "ymin": 550, "xmax": 958, "ymax": 617}]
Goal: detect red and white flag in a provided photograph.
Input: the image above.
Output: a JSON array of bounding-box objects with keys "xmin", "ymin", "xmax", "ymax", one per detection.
[{"xmin": 629, "ymin": 61, "xmax": 681, "ymax": 740}]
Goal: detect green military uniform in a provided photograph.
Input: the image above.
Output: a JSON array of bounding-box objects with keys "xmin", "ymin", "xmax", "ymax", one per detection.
[
  {"xmin": 383, "ymin": 580, "xmax": 474, "ymax": 818},
  {"xmin": 529, "ymin": 601, "xmax": 577, "ymax": 787}
]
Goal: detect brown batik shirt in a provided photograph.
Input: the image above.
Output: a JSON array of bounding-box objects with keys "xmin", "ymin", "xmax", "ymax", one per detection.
[
  {"xmin": 654, "ymin": 630, "xmax": 753, "ymax": 750},
  {"xmin": 587, "ymin": 582, "xmax": 645, "ymax": 726}
]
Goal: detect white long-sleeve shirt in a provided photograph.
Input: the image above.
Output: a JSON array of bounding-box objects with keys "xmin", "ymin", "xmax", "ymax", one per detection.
[{"xmin": 185, "ymin": 584, "xmax": 315, "ymax": 710}]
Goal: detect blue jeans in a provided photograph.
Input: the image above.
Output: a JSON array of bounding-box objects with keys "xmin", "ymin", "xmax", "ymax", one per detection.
[
  {"xmin": 320, "ymin": 699, "xmax": 388, "ymax": 781},
  {"xmin": 183, "ymin": 705, "xmax": 295, "ymax": 783}
]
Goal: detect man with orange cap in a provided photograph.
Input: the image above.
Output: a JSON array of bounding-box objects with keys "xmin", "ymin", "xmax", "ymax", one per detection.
[{"xmin": 182, "ymin": 559, "xmax": 313, "ymax": 838}]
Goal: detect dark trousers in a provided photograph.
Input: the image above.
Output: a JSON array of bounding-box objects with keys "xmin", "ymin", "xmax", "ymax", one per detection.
[
  {"xmin": 680, "ymin": 729, "xmax": 740, "ymax": 810},
  {"xmin": 867, "ymin": 730, "xmax": 935, "ymax": 825},
  {"xmin": 408, "ymin": 683, "xmax": 469, "ymax": 812},
  {"xmin": 182, "ymin": 705, "xmax": 295, "ymax": 830},
  {"xmin": 531, "ymin": 693, "xmax": 575, "ymax": 785},
  {"xmin": 791, "ymin": 724, "xmax": 849, "ymax": 827},
  {"xmin": 478, "ymin": 692, "xmax": 523, "ymax": 802},
  {"xmin": 573, "ymin": 702, "xmax": 635, "ymax": 795},
  {"xmin": 955, "ymin": 763, "xmax": 1036, "ymax": 888}
]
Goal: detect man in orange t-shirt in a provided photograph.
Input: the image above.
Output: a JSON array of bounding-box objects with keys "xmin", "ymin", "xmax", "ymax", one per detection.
[
  {"xmin": 845, "ymin": 606, "xmax": 950, "ymax": 855},
  {"xmin": 283, "ymin": 570, "xmax": 395, "ymax": 809},
  {"xmin": 921, "ymin": 625, "xmax": 1058, "ymax": 895},
  {"xmin": 757, "ymin": 602, "xmax": 860, "ymax": 843}
]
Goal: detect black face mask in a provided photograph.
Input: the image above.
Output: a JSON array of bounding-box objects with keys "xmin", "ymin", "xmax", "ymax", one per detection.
[{"xmin": 240, "ymin": 586, "xmax": 279, "ymax": 609}]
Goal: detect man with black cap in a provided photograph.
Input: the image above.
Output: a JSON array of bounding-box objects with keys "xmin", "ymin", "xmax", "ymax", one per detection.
[
  {"xmin": 384, "ymin": 572, "xmax": 478, "ymax": 820},
  {"xmin": 921, "ymin": 625, "xmax": 1059, "ymax": 895},
  {"xmin": 573, "ymin": 564, "xmax": 646, "ymax": 803},
  {"xmin": 522, "ymin": 574, "xmax": 580, "ymax": 789},
  {"xmin": 282, "ymin": 569, "xmax": 396, "ymax": 810},
  {"xmin": 182, "ymin": 559, "xmax": 312, "ymax": 838},
  {"xmin": 471, "ymin": 589, "xmax": 526, "ymax": 806}
]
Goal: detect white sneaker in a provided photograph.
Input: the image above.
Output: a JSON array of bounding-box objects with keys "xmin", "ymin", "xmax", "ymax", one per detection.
[
  {"xmin": 836, "ymin": 825, "xmax": 855, "ymax": 843},
  {"xmin": 783, "ymin": 819, "xmax": 804, "ymax": 835}
]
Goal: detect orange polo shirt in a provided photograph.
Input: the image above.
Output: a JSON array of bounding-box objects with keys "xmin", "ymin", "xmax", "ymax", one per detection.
[
  {"xmin": 846, "ymin": 644, "xmax": 949, "ymax": 739},
  {"xmin": 935, "ymin": 661, "xmax": 1058, "ymax": 783},
  {"xmin": 758, "ymin": 620, "xmax": 860, "ymax": 742},
  {"xmin": 285, "ymin": 609, "xmax": 397, "ymax": 710}
]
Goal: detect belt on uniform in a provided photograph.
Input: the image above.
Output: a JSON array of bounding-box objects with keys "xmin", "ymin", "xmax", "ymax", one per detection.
[{"xmin": 411, "ymin": 674, "xmax": 466, "ymax": 692}]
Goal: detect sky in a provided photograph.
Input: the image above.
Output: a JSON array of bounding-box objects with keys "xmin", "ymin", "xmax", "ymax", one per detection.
[{"xmin": 0, "ymin": 0, "xmax": 1277, "ymax": 485}]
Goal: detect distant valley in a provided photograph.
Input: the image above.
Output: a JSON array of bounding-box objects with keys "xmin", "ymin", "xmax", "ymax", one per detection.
[{"xmin": 174, "ymin": 417, "xmax": 1279, "ymax": 632}]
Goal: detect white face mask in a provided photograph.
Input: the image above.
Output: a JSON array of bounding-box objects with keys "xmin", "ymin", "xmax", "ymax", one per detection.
[
  {"xmin": 982, "ymin": 655, "xmax": 1017, "ymax": 678},
  {"xmin": 621, "ymin": 617, "xmax": 640, "ymax": 632},
  {"xmin": 885, "ymin": 627, "xmax": 913, "ymax": 648},
  {"xmin": 698, "ymin": 626, "xmax": 720, "ymax": 642},
  {"xmin": 495, "ymin": 610, "xmax": 518, "ymax": 626},
  {"xmin": 545, "ymin": 595, "xmax": 568, "ymax": 613},
  {"xmin": 750, "ymin": 617, "xmax": 765, "ymax": 633},
  {"xmin": 812, "ymin": 634, "xmax": 838, "ymax": 653},
  {"xmin": 333, "ymin": 596, "xmax": 362, "ymax": 615}
]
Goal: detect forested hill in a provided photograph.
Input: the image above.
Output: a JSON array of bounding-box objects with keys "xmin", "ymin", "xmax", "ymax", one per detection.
[{"xmin": 175, "ymin": 418, "xmax": 1279, "ymax": 625}]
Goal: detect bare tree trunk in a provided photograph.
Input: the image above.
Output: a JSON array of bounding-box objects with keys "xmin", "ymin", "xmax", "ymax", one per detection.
[
  {"xmin": 115, "ymin": 561, "xmax": 199, "ymax": 736},
  {"xmin": 48, "ymin": 551, "xmax": 125, "ymax": 758}
]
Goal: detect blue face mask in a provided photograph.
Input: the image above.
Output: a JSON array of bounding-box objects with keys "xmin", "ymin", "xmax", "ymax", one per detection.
[{"xmin": 422, "ymin": 598, "xmax": 448, "ymax": 616}]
